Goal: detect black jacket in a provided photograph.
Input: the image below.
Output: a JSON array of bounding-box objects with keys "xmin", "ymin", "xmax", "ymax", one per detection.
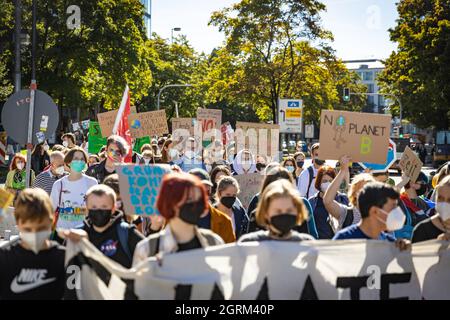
[{"xmin": 85, "ymin": 160, "xmax": 113, "ymax": 184}]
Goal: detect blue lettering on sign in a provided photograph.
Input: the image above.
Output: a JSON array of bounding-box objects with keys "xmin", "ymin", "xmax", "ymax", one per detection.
[
  {"xmin": 131, "ymin": 195, "xmax": 140, "ymax": 205},
  {"xmin": 137, "ymin": 176, "xmax": 147, "ymax": 187},
  {"xmin": 288, "ymin": 101, "xmax": 300, "ymax": 108},
  {"xmin": 123, "ymin": 167, "xmax": 133, "ymax": 175}
]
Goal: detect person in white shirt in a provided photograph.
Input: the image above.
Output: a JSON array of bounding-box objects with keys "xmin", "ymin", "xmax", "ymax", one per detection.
[
  {"xmin": 297, "ymin": 143, "xmax": 325, "ymax": 199},
  {"xmin": 50, "ymin": 147, "xmax": 98, "ymax": 230}
]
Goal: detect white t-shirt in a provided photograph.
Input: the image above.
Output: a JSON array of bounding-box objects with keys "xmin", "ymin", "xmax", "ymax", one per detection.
[
  {"xmin": 297, "ymin": 166, "xmax": 319, "ymax": 199},
  {"xmin": 50, "ymin": 175, "xmax": 98, "ymax": 230}
]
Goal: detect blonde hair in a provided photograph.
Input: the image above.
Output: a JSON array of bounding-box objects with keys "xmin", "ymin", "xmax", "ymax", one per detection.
[
  {"xmin": 256, "ymin": 179, "xmax": 308, "ymax": 228},
  {"xmin": 348, "ymin": 173, "xmax": 375, "ymax": 206},
  {"xmin": 15, "ymin": 188, "xmax": 54, "ymax": 224}
]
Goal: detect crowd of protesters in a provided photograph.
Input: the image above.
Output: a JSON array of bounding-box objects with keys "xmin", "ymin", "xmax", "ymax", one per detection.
[{"xmin": 1, "ymin": 128, "xmax": 449, "ymax": 300}]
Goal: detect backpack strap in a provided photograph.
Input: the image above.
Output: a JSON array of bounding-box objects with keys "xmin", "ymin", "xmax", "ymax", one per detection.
[
  {"xmin": 302, "ymin": 198, "xmax": 318, "ymax": 239},
  {"xmin": 148, "ymin": 236, "xmax": 160, "ymax": 257},
  {"xmin": 342, "ymin": 208, "xmax": 354, "ymax": 228},
  {"xmin": 116, "ymin": 222, "xmax": 132, "ymax": 261},
  {"xmin": 306, "ymin": 166, "xmax": 315, "ymax": 199}
]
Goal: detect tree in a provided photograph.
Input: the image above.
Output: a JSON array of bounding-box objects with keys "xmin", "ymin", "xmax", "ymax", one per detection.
[
  {"xmin": 378, "ymin": 0, "xmax": 450, "ymax": 130},
  {"xmin": 209, "ymin": 0, "xmax": 365, "ymax": 125}
]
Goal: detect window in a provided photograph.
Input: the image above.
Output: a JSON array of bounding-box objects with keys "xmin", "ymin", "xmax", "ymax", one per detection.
[
  {"xmin": 363, "ymin": 71, "xmax": 374, "ymax": 81},
  {"xmin": 367, "ymin": 84, "xmax": 375, "ymax": 93}
]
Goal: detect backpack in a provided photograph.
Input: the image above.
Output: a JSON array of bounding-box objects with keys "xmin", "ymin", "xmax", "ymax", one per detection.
[
  {"xmin": 342, "ymin": 208, "xmax": 354, "ymax": 229},
  {"xmin": 116, "ymin": 222, "xmax": 132, "ymax": 261}
]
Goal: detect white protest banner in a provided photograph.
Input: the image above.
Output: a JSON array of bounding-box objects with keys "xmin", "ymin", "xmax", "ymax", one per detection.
[
  {"xmin": 319, "ymin": 110, "xmax": 391, "ymax": 164},
  {"xmin": 128, "ymin": 110, "xmax": 169, "ymax": 138},
  {"xmin": 235, "ymin": 122, "xmax": 280, "ymax": 160},
  {"xmin": 399, "ymin": 146, "xmax": 423, "ymax": 183},
  {"xmin": 64, "ymin": 239, "xmax": 450, "ymax": 300},
  {"xmin": 234, "ymin": 173, "xmax": 264, "ymax": 209},
  {"xmin": 197, "ymin": 108, "xmax": 222, "ymax": 132},
  {"xmin": 116, "ymin": 164, "xmax": 171, "ymax": 215},
  {"xmin": 72, "ymin": 122, "xmax": 81, "ymax": 132}
]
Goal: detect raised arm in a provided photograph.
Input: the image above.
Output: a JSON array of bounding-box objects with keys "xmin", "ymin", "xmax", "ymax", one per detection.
[{"xmin": 324, "ymin": 155, "xmax": 351, "ymax": 219}]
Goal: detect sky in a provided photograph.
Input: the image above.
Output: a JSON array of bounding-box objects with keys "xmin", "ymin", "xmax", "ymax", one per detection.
[{"xmin": 151, "ymin": 0, "xmax": 399, "ymax": 60}]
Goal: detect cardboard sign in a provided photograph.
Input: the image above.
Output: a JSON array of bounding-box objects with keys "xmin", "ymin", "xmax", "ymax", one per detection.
[
  {"xmin": 117, "ymin": 164, "xmax": 171, "ymax": 215},
  {"xmin": 97, "ymin": 110, "xmax": 118, "ymax": 137},
  {"xmin": 399, "ymin": 146, "xmax": 423, "ymax": 183},
  {"xmin": 128, "ymin": 110, "xmax": 169, "ymax": 138},
  {"xmin": 97, "ymin": 106, "xmax": 137, "ymax": 137},
  {"xmin": 235, "ymin": 122, "xmax": 280, "ymax": 160},
  {"xmin": 197, "ymin": 108, "xmax": 222, "ymax": 132},
  {"xmin": 234, "ymin": 173, "xmax": 264, "ymax": 209},
  {"xmin": 318, "ymin": 110, "xmax": 391, "ymax": 164},
  {"xmin": 171, "ymin": 118, "xmax": 195, "ymax": 135},
  {"xmin": 221, "ymin": 122, "xmax": 234, "ymax": 146},
  {"xmin": 88, "ymin": 121, "xmax": 107, "ymax": 154}
]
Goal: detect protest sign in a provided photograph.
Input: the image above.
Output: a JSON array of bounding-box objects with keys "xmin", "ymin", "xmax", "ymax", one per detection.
[
  {"xmin": 0, "ymin": 189, "xmax": 14, "ymax": 213},
  {"xmin": 171, "ymin": 118, "xmax": 194, "ymax": 134},
  {"xmin": 197, "ymin": 108, "xmax": 222, "ymax": 132},
  {"xmin": 221, "ymin": 122, "xmax": 234, "ymax": 146},
  {"xmin": 399, "ymin": 146, "xmax": 423, "ymax": 183},
  {"xmin": 72, "ymin": 122, "xmax": 81, "ymax": 132},
  {"xmin": 234, "ymin": 173, "xmax": 264, "ymax": 209},
  {"xmin": 235, "ymin": 122, "xmax": 280, "ymax": 160},
  {"xmin": 81, "ymin": 120, "xmax": 90, "ymax": 130},
  {"xmin": 133, "ymin": 137, "xmax": 151, "ymax": 153},
  {"xmin": 128, "ymin": 110, "xmax": 169, "ymax": 138},
  {"xmin": 318, "ymin": 110, "xmax": 391, "ymax": 164},
  {"xmin": 116, "ymin": 164, "xmax": 171, "ymax": 215},
  {"xmin": 97, "ymin": 110, "xmax": 117, "ymax": 137},
  {"xmin": 88, "ymin": 121, "xmax": 107, "ymax": 154},
  {"xmin": 359, "ymin": 139, "xmax": 397, "ymax": 173},
  {"xmin": 65, "ymin": 239, "xmax": 450, "ymax": 300},
  {"xmin": 97, "ymin": 106, "xmax": 137, "ymax": 137}
]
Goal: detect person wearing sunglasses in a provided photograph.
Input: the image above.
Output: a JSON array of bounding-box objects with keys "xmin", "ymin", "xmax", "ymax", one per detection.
[{"xmin": 86, "ymin": 135, "xmax": 130, "ymax": 183}]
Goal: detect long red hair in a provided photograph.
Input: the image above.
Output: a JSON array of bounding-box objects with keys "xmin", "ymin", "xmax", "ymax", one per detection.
[
  {"xmin": 10, "ymin": 153, "xmax": 26, "ymax": 171},
  {"xmin": 157, "ymin": 172, "xmax": 208, "ymax": 221}
]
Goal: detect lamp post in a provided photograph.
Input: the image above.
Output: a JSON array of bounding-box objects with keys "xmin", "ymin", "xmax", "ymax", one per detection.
[
  {"xmin": 171, "ymin": 27, "xmax": 181, "ymax": 44},
  {"xmin": 156, "ymin": 84, "xmax": 193, "ymax": 112}
]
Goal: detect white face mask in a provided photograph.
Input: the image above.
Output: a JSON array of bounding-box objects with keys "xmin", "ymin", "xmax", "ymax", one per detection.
[
  {"xmin": 436, "ymin": 202, "xmax": 450, "ymax": 221},
  {"xmin": 242, "ymin": 162, "xmax": 252, "ymax": 171},
  {"xmin": 54, "ymin": 166, "xmax": 65, "ymax": 176},
  {"xmin": 321, "ymin": 182, "xmax": 331, "ymax": 193},
  {"xmin": 20, "ymin": 230, "xmax": 52, "ymax": 254},
  {"xmin": 62, "ymin": 141, "xmax": 69, "ymax": 148},
  {"xmin": 378, "ymin": 207, "xmax": 405, "ymax": 231},
  {"xmin": 16, "ymin": 163, "xmax": 24, "ymax": 170},
  {"xmin": 144, "ymin": 158, "xmax": 151, "ymax": 165}
]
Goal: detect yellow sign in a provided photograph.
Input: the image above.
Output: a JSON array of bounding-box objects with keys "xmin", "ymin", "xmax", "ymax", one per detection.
[
  {"xmin": 286, "ymin": 109, "xmax": 302, "ymax": 118},
  {"xmin": 0, "ymin": 188, "xmax": 14, "ymax": 210}
]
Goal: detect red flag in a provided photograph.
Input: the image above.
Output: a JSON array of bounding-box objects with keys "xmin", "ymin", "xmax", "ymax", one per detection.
[{"xmin": 112, "ymin": 85, "xmax": 133, "ymax": 163}]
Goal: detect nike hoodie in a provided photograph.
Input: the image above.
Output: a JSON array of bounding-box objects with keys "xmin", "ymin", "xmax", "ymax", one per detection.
[{"xmin": 0, "ymin": 240, "xmax": 66, "ymax": 300}]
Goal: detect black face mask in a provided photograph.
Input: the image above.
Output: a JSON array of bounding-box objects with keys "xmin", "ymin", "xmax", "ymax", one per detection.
[
  {"xmin": 88, "ymin": 209, "xmax": 112, "ymax": 228},
  {"xmin": 270, "ymin": 214, "xmax": 297, "ymax": 235},
  {"xmin": 314, "ymin": 159, "xmax": 325, "ymax": 166},
  {"xmin": 296, "ymin": 161, "xmax": 304, "ymax": 168},
  {"xmin": 220, "ymin": 196, "xmax": 236, "ymax": 209},
  {"xmin": 256, "ymin": 163, "xmax": 266, "ymax": 172},
  {"xmin": 416, "ymin": 183, "xmax": 427, "ymax": 196},
  {"xmin": 179, "ymin": 201, "xmax": 204, "ymax": 225}
]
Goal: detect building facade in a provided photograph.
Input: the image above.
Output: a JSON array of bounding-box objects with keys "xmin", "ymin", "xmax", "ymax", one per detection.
[{"xmin": 344, "ymin": 59, "xmax": 386, "ymax": 114}]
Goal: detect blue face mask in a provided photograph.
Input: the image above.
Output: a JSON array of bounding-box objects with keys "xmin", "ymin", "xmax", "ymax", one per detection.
[
  {"xmin": 286, "ymin": 166, "xmax": 295, "ymax": 173},
  {"xmin": 71, "ymin": 160, "xmax": 86, "ymax": 173}
]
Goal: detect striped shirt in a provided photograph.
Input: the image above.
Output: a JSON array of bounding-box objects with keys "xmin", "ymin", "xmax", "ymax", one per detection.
[{"xmin": 32, "ymin": 170, "xmax": 63, "ymax": 195}]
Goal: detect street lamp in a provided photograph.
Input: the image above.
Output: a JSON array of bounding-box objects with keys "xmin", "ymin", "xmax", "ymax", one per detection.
[
  {"xmin": 171, "ymin": 27, "xmax": 181, "ymax": 44},
  {"xmin": 156, "ymin": 84, "xmax": 193, "ymax": 114}
]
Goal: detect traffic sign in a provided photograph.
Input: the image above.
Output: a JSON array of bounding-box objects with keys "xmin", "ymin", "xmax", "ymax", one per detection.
[
  {"xmin": 1, "ymin": 89, "xmax": 59, "ymax": 145},
  {"xmin": 359, "ymin": 139, "xmax": 397, "ymax": 173},
  {"xmin": 278, "ymin": 99, "xmax": 302, "ymax": 133}
]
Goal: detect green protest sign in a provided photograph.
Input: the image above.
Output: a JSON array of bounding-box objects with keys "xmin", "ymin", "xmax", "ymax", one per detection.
[
  {"xmin": 88, "ymin": 121, "xmax": 107, "ymax": 154},
  {"xmin": 133, "ymin": 136, "xmax": 151, "ymax": 153}
]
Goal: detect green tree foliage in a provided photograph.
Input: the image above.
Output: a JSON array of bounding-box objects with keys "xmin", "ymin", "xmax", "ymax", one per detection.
[
  {"xmin": 209, "ymin": 0, "xmax": 365, "ymax": 124},
  {"xmin": 378, "ymin": 0, "xmax": 450, "ymax": 130}
]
